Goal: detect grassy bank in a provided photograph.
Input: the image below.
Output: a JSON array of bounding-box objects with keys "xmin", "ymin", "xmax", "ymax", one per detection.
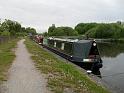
[
  {"xmin": 25, "ymin": 38, "xmax": 110, "ymax": 93},
  {"xmin": 0, "ymin": 39, "xmax": 18, "ymax": 82}
]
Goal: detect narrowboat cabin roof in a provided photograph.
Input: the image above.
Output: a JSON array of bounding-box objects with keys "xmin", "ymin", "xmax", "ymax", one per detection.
[
  {"xmin": 76, "ymin": 40, "xmax": 93, "ymax": 43},
  {"xmin": 48, "ymin": 37, "xmax": 94, "ymax": 43},
  {"xmin": 48, "ymin": 37, "xmax": 78, "ymax": 42}
]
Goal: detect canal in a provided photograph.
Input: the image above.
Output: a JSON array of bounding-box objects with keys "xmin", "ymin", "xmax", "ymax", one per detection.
[{"xmin": 98, "ymin": 41, "xmax": 124, "ymax": 93}]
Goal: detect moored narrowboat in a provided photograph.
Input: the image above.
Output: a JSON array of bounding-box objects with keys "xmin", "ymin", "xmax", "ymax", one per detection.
[{"xmin": 42, "ymin": 37, "xmax": 103, "ymax": 71}]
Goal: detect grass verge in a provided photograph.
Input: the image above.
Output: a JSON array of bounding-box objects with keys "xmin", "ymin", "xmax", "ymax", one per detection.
[
  {"xmin": 0, "ymin": 39, "xmax": 18, "ymax": 82},
  {"xmin": 25, "ymin": 38, "xmax": 110, "ymax": 93}
]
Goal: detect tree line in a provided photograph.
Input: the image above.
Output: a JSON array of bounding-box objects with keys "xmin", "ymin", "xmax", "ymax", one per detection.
[
  {"xmin": 75, "ymin": 23, "xmax": 124, "ymax": 39},
  {"xmin": 0, "ymin": 19, "xmax": 37, "ymax": 36},
  {"xmin": 46, "ymin": 24, "xmax": 78, "ymax": 36},
  {"xmin": 45, "ymin": 22, "xmax": 124, "ymax": 39}
]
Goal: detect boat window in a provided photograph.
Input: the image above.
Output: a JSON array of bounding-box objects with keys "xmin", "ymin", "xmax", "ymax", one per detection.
[
  {"xmin": 56, "ymin": 41, "xmax": 62, "ymax": 49},
  {"xmin": 48, "ymin": 40, "xmax": 54, "ymax": 47},
  {"xmin": 64, "ymin": 42, "xmax": 73, "ymax": 55}
]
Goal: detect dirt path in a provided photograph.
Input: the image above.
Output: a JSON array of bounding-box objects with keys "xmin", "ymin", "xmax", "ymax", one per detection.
[{"xmin": 1, "ymin": 39, "xmax": 51, "ymax": 93}]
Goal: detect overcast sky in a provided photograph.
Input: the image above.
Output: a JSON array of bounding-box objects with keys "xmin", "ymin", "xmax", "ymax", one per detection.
[{"xmin": 0, "ymin": 0, "xmax": 124, "ymax": 33}]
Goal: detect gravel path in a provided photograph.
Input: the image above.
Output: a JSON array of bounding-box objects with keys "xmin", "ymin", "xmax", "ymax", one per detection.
[{"xmin": 0, "ymin": 39, "xmax": 51, "ymax": 93}]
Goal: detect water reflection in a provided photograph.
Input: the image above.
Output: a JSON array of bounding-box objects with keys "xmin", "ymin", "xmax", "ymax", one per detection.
[
  {"xmin": 97, "ymin": 41, "xmax": 124, "ymax": 93},
  {"xmin": 92, "ymin": 70, "xmax": 102, "ymax": 78},
  {"xmin": 97, "ymin": 42, "xmax": 124, "ymax": 57}
]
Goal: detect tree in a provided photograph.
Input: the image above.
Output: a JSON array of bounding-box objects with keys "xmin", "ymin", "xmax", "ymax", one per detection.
[
  {"xmin": 86, "ymin": 23, "xmax": 124, "ymax": 39},
  {"xmin": 1, "ymin": 31, "xmax": 10, "ymax": 36},
  {"xmin": 26, "ymin": 27, "xmax": 37, "ymax": 35},
  {"xmin": 0, "ymin": 19, "xmax": 37, "ymax": 36},
  {"xmin": 47, "ymin": 26, "xmax": 78, "ymax": 36},
  {"xmin": 42, "ymin": 32, "xmax": 48, "ymax": 36},
  {"xmin": 75, "ymin": 23, "xmax": 97, "ymax": 34},
  {"xmin": 0, "ymin": 19, "xmax": 22, "ymax": 36},
  {"xmin": 48, "ymin": 24, "xmax": 56, "ymax": 36}
]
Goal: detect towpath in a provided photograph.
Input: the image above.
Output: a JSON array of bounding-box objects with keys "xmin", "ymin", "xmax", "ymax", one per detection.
[{"xmin": 0, "ymin": 39, "xmax": 51, "ymax": 93}]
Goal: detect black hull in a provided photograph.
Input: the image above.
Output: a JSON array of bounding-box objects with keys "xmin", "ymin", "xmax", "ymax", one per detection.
[
  {"xmin": 41, "ymin": 44, "xmax": 102, "ymax": 71},
  {"xmin": 42, "ymin": 44, "xmax": 73, "ymax": 61}
]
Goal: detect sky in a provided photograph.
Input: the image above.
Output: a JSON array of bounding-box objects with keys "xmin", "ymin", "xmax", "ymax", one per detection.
[{"xmin": 0, "ymin": 0, "xmax": 124, "ymax": 33}]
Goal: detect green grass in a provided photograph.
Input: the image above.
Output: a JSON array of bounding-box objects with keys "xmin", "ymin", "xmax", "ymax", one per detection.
[
  {"xmin": 0, "ymin": 39, "xmax": 18, "ymax": 82},
  {"xmin": 25, "ymin": 38, "xmax": 110, "ymax": 93}
]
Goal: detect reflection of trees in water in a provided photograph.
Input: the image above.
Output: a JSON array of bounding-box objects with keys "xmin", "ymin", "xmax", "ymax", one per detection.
[{"xmin": 97, "ymin": 42, "xmax": 124, "ymax": 57}]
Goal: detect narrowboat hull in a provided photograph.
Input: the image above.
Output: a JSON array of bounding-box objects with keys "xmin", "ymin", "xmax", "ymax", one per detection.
[{"xmin": 42, "ymin": 44, "xmax": 103, "ymax": 71}]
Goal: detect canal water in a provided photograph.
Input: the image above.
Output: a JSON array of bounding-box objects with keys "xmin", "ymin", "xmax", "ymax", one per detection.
[{"xmin": 98, "ymin": 42, "xmax": 124, "ymax": 93}]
